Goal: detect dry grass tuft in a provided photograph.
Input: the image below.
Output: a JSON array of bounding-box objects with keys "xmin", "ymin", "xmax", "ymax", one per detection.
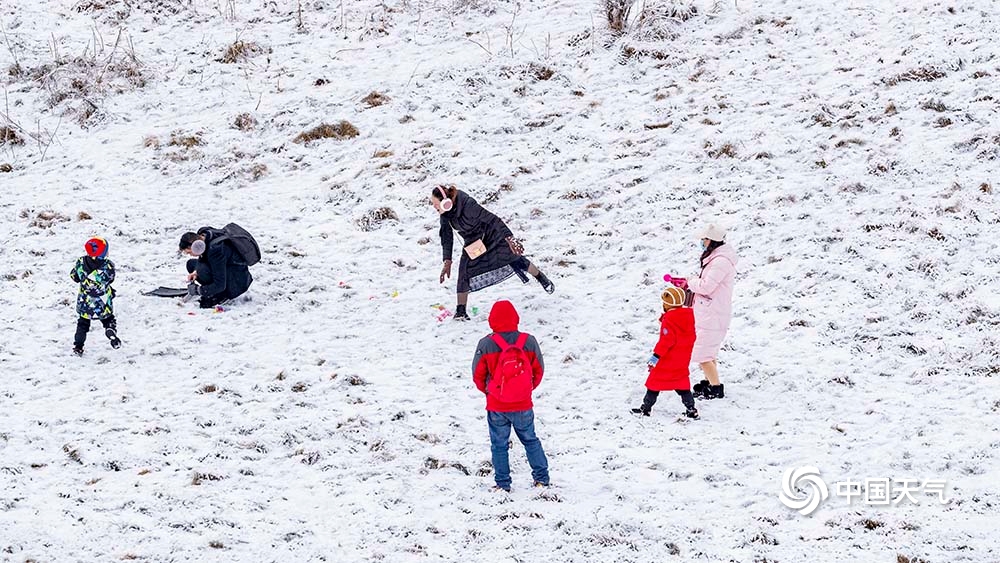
[
  {"xmin": 293, "ymin": 121, "xmax": 360, "ymax": 144},
  {"xmin": 78, "ymin": 211, "xmax": 92, "ymax": 221},
  {"xmin": 935, "ymin": 116, "xmax": 953, "ymax": 127},
  {"xmin": 30, "ymin": 210, "xmax": 71, "ymax": 229},
  {"xmin": 218, "ymin": 40, "xmax": 266, "ymax": 64},
  {"xmin": 168, "ymin": 132, "xmax": 204, "ymax": 148},
  {"xmin": 883, "ymin": 66, "xmax": 946, "ymax": 86},
  {"xmin": 233, "ymin": 113, "xmax": 257, "ymax": 132},
  {"xmin": 705, "ymin": 141, "xmax": 738, "ymax": 158},
  {"xmin": 834, "ymin": 138, "xmax": 865, "ymax": 148},
  {"xmin": 357, "ymin": 207, "xmax": 399, "ymax": 232},
  {"xmin": 198, "ymin": 384, "xmax": 217, "ymax": 394},
  {"xmin": 191, "ymin": 472, "xmax": 225, "ymax": 485},
  {"xmin": 0, "ymin": 126, "xmax": 24, "ymax": 146},
  {"xmin": 0, "ymin": 163, "xmax": 12, "ymax": 173},
  {"xmin": 980, "ymin": 183, "xmax": 992, "ymax": 194},
  {"xmin": 921, "ymin": 99, "xmax": 949, "ymax": 112},
  {"xmin": 362, "ymin": 91, "xmax": 390, "ymax": 107}
]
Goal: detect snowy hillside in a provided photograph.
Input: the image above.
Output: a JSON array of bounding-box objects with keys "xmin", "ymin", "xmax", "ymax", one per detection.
[{"xmin": 2, "ymin": 0, "xmax": 998, "ymax": 561}]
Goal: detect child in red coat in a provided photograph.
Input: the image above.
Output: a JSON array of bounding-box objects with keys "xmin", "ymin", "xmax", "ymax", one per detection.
[{"xmin": 632, "ymin": 287, "xmax": 699, "ymax": 419}]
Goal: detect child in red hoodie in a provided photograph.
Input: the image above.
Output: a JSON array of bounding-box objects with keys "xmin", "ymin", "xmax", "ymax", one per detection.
[
  {"xmin": 632, "ymin": 287, "xmax": 699, "ymax": 419},
  {"xmin": 472, "ymin": 300, "xmax": 549, "ymax": 491}
]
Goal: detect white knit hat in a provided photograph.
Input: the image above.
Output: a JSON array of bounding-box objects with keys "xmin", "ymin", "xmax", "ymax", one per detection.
[{"xmin": 698, "ymin": 222, "xmax": 727, "ymax": 242}]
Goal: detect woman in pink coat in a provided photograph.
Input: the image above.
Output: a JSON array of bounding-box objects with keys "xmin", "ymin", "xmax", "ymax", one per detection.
[{"xmin": 687, "ymin": 223, "xmax": 738, "ymax": 400}]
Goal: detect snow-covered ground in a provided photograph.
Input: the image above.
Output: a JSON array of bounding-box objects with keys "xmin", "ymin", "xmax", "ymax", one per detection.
[{"xmin": 2, "ymin": 0, "xmax": 999, "ymax": 560}]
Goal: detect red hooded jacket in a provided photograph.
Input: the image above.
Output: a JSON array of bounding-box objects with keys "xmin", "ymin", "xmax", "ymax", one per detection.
[
  {"xmin": 472, "ymin": 301, "xmax": 544, "ymax": 412},
  {"xmin": 645, "ymin": 306, "xmax": 696, "ymax": 391}
]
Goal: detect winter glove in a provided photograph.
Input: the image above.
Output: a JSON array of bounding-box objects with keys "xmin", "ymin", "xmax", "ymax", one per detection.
[
  {"xmin": 671, "ymin": 277, "xmax": 688, "ymax": 289},
  {"xmin": 187, "ymin": 283, "xmax": 201, "ymax": 296},
  {"xmin": 647, "ymin": 354, "xmax": 659, "ymax": 368},
  {"xmin": 506, "ymin": 236, "xmax": 524, "ymax": 256},
  {"xmin": 440, "ymin": 260, "xmax": 452, "ymax": 284}
]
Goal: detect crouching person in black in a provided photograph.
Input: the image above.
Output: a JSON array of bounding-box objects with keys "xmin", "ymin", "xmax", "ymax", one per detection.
[{"xmin": 179, "ymin": 228, "xmax": 253, "ymax": 308}]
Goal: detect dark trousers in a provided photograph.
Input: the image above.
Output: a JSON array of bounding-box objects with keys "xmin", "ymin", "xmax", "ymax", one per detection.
[
  {"xmin": 187, "ymin": 259, "xmax": 224, "ymax": 308},
  {"xmin": 74, "ymin": 315, "xmax": 117, "ymax": 347},
  {"xmin": 642, "ymin": 389, "xmax": 695, "ymax": 411},
  {"xmin": 186, "ymin": 259, "xmax": 214, "ymax": 285}
]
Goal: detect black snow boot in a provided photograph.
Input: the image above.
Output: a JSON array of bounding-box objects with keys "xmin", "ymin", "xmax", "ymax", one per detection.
[
  {"xmin": 684, "ymin": 407, "xmax": 700, "ymax": 419},
  {"xmin": 536, "ymin": 272, "xmax": 555, "ymax": 294},
  {"xmin": 692, "ymin": 379, "xmax": 710, "ymax": 397},
  {"xmin": 630, "ymin": 406, "xmax": 651, "ymax": 416},
  {"xmin": 73, "ymin": 345, "xmax": 84, "ymax": 357},
  {"xmin": 454, "ymin": 304, "xmax": 470, "ymax": 321},
  {"xmin": 106, "ymin": 328, "xmax": 122, "ymax": 349},
  {"xmin": 704, "ymin": 384, "xmax": 725, "ymax": 400}
]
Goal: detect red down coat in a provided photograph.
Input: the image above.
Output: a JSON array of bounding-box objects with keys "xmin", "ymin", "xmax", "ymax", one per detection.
[{"xmin": 644, "ymin": 307, "xmax": 696, "ymax": 392}]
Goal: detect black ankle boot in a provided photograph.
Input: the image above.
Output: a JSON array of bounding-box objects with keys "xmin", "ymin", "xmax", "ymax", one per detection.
[
  {"xmin": 536, "ymin": 272, "xmax": 555, "ymax": 294},
  {"xmin": 454, "ymin": 305, "xmax": 470, "ymax": 321},
  {"xmin": 705, "ymin": 384, "xmax": 725, "ymax": 399},
  {"xmin": 692, "ymin": 380, "xmax": 710, "ymax": 397},
  {"xmin": 630, "ymin": 407, "xmax": 650, "ymax": 416}
]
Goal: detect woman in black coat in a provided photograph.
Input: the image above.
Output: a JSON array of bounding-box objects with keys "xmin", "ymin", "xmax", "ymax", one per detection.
[{"xmin": 432, "ymin": 185, "xmax": 554, "ymax": 320}]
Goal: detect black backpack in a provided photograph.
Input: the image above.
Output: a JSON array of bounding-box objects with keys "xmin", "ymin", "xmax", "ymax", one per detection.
[{"xmin": 213, "ymin": 223, "xmax": 261, "ymax": 266}]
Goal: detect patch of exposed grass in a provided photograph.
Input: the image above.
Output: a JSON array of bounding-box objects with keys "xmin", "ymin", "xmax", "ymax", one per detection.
[
  {"xmin": 233, "ymin": 112, "xmax": 257, "ymax": 132},
  {"xmin": 0, "ymin": 126, "xmax": 24, "ymax": 146},
  {"xmin": 883, "ymin": 66, "xmax": 946, "ymax": 85},
  {"xmin": 218, "ymin": 40, "xmax": 266, "ymax": 64},
  {"xmin": 293, "ymin": 121, "xmax": 360, "ymax": 144},
  {"xmin": 356, "ymin": 207, "xmax": 399, "ymax": 232},
  {"xmin": 361, "ymin": 91, "xmax": 390, "ymax": 107}
]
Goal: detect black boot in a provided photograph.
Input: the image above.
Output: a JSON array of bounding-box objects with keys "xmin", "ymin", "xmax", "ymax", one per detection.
[
  {"xmin": 685, "ymin": 407, "xmax": 700, "ymax": 419},
  {"xmin": 704, "ymin": 384, "xmax": 725, "ymax": 400},
  {"xmin": 106, "ymin": 328, "xmax": 122, "ymax": 349},
  {"xmin": 536, "ymin": 272, "xmax": 555, "ymax": 294},
  {"xmin": 692, "ymin": 379, "xmax": 710, "ymax": 397},
  {"xmin": 630, "ymin": 406, "xmax": 650, "ymax": 416},
  {"xmin": 453, "ymin": 304, "xmax": 470, "ymax": 321},
  {"xmin": 73, "ymin": 345, "xmax": 84, "ymax": 356}
]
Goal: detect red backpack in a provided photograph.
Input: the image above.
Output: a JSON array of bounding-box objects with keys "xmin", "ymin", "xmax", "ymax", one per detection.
[{"xmin": 488, "ymin": 334, "xmax": 533, "ymax": 402}]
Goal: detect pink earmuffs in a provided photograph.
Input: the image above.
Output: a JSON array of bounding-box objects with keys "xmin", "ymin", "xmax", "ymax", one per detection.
[{"xmin": 437, "ymin": 186, "xmax": 453, "ymax": 213}]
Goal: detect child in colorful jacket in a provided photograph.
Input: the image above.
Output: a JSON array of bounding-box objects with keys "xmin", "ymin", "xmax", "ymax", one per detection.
[
  {"xmin": 632, "ymin": 286, "xmax": 699, "ymax": 419},
  {"xmin": 71, "ymin": 237, "xmax": 121, "ymax": 355}
]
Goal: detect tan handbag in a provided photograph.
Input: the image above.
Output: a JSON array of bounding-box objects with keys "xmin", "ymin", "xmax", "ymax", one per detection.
[{"xmin": 464, "ymin": 239, "xmax": 487, "ymax": 259}]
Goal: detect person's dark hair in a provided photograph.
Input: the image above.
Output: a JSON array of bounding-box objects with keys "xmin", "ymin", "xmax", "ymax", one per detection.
[
  {"xmin": 179, "ymin": 232, "xmax": 199, "ymax": 250},
  {"xmin": 430, "ymin": 185, "xmax": 457, "ymax": 201},
  {"xmin": 700, "ymin": 240, "xmax": 725, "ymax": 269}
]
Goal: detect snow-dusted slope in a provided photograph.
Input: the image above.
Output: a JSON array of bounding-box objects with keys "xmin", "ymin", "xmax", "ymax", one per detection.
[{"xmin": 2, "ymin": 0, "xmax": 998, "ymax": 561}]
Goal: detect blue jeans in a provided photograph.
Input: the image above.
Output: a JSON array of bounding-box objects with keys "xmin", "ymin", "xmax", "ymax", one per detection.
[{"xmin": 487, "ymin": 409, "xmax": 549, "ymax": 489}]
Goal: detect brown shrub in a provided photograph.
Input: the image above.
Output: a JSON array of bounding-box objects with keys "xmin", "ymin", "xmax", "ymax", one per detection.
[{"xmin": 293, "ymin": 121, "xmax": 359, "ymax": 144}]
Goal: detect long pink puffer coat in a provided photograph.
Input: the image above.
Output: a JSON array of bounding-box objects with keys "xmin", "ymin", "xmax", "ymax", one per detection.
[{"xmin": 688, "ymin": 244, "xmax": 738, "ymax": 363}]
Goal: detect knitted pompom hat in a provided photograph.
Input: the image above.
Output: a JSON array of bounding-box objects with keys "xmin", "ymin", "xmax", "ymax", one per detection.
[
  {"xmin": 85, "ymin": 237, "xmax": 109, "ymax": 259},
  {"xmin": 662, "ymin": 286, "xmax": 686, "ymax": 308}
]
